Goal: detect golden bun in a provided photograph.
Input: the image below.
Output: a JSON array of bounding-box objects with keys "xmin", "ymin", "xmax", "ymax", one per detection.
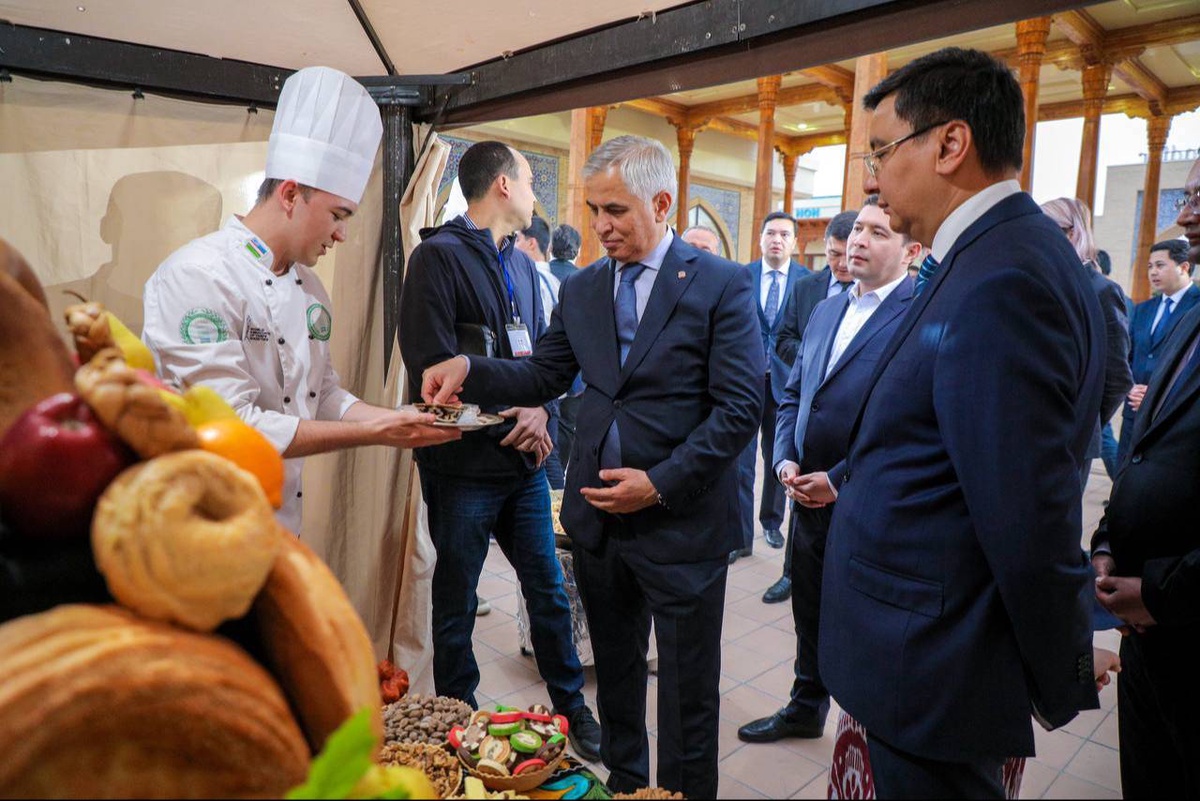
[{"xmin": 0, "ymin": 604, "xmax": 309, "ymax": 799}]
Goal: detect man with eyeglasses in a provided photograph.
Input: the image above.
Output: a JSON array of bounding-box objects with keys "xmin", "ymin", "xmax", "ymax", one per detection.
[
  {"xmin": 1091, "ymin": 156, "xmax": 1200, "ymax": 797},
  {"xmin": 802, "ymin": 48, "xmax": 1105, "ymax": 797}
]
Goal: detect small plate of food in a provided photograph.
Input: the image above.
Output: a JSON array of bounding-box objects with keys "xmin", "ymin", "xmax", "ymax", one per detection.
[{"xmin": 407, "ymin": 403, "xmax": 503, "ymax": 432}]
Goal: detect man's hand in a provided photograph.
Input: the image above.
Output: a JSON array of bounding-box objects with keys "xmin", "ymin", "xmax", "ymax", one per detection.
[
  {"xmin": 422, "ymin": 356, "xmax": 469, "ymax": 405},
  {"xmin": 580, "ymin": 469, "xmax": 659, "ymax": 514},
  {"xmin": 778, "ymin": 463, "xmax": 799, "ymax": 487},
  {"xmin": 498, "ymin": 406, "xmax": 552, "ymax": 465},
  {"xmin": 1092, "ymin": 553, "xmax": 1116, "ymax": 579},
  {"xmin": 1096, "ymin": 574, "xmax": 1157, "ymax": 632},
  {"xmin": 371, "ymin": 409, "xmax": 461, "ymax": 448},
  {"xmin": 791, "ymin": 471, "xmax": 835, "ymax": 508},
  {"xmin": 1093, "ymin": 647, "xmax": 1121, "ymax": 692},
  {"xmin": 1127, "ymin": 383, "xmax": 1148, "ymax": 412}
]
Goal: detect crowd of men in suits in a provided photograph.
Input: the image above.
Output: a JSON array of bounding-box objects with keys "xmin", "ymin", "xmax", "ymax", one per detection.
[{"xmin": 411, "ymin": 45, "xmax": 1200, "ymax": 799}]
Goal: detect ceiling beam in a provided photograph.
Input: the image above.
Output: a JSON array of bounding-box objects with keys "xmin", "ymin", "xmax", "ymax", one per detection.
[
  {"xmin": 1114, "ymin": 57, "xmax": 1169, "ymax": 109},
  {"xmin": 799, "ymin": 65, "xmax": 855, "ymax": 103},
  {"xmin": 1104, "ymin": 16, "xmax": 1200, "ymax": 55}
]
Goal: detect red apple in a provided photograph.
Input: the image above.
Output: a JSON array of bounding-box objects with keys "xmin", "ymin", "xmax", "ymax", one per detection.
[{"xmin": 0, "ymin": 392, "xmax": 136, "ymax": 541}]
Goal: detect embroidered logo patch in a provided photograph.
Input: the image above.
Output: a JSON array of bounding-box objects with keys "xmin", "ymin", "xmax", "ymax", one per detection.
[
  {"xmin": 180, "ymin": 308, "xmax": 230, "ymax": 344},
  {"xmin": 244, "ymin": 317, "xmax": 271, "ymax": 343},
  {"xmin": 306, "ymin": 303, "xmax": 332, "ymax": 341}
]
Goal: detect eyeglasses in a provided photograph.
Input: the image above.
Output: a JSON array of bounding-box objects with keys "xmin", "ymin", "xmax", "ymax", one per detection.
[
  {"xmin": 859, "ymin": 120, "xmax": 952, "ymax": 178},
  {"xmin": 1173, "ymin": 192, "xmax": 1200, "ymax": 214}
]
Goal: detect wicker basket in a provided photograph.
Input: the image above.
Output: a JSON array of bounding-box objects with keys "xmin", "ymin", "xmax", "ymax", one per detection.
[{"xmin": 457, "ymin": 750, "xmax": 566, "ymax": 793}]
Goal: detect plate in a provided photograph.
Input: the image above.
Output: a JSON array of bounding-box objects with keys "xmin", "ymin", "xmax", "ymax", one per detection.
[{"xmin": 432, "ymin": 413, "xmax": 504, "ymax": 432}]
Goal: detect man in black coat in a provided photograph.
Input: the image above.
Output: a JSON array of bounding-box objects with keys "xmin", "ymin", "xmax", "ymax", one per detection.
[
  {"xmin": 758, "ymin": 210, "xmax": 857, "ymax": 603},
  {"xmin": 1091, "ymin": 156, "xmax": 1200, "ymax": 797}
]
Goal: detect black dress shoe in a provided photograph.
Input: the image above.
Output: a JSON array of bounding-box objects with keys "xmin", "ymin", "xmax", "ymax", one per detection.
[
  {"xmin": 556, "ymin": 704, "xmax": 602, "ymax": 762},
  {"xmin": 763, "ymin": 527, "xmax": 784, "ymax": 549},
  {"xmin": 762, "ymin": 575, "xmax": 791, "ymax": 604},
  {"xmin": 728, "ymin": 546, "xmax": 752, "ymax": 565},
  {"xmin": 737, "ymin": 710, "xmax": 825, "ymax": 742}
]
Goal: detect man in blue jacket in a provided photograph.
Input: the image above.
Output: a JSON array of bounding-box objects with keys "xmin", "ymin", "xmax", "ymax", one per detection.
[
  {"xmin": 800, "ymin": 48, "xmax": 1104, "ymax": 796},
  {"xmin": 738, "ymin": 196, "xmax": 918, "ymax": 745},
  {"xmin": 399, "ymin": 140, "xmax": 600, "ymax": 760}
]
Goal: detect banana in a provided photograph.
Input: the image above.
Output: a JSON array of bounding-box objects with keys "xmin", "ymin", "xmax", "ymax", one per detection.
[{"xmin": 106, "ymin": 312, "xmax": 157, "ymax": 373}]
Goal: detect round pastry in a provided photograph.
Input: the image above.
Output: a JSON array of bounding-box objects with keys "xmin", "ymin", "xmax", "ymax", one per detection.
[
  {"xmin": 91, "ymin": 450, "xmax": 280, "ymax": 632},
  {"xmin": 478, "ymin": 735, "xmax": 512, "ymax": 764},
  {"xmin": 252, "ymin": 532, "xmax": 383, "ymax": 752},
  {"xmin": 0, "ymin": 604, "xmax": 309, "ymax": 798}
]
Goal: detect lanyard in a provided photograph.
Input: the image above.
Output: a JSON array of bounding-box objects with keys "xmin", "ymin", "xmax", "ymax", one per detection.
[{"xmin": 497, "ymin": 248, "xmax": 521, "ymax": 325}]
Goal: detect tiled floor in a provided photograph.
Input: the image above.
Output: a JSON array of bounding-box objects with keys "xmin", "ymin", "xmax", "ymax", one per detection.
[{"xmin": 470, "ymin": 461, "xmax": 1124, "ymax": 799}]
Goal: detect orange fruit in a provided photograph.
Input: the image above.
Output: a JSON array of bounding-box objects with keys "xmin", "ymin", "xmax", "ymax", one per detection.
[{"xmin": 195, "ymin": 419, "xmax": 285, "ymax": 509}]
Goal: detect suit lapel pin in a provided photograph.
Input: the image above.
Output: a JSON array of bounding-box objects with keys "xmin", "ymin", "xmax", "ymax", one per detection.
[{"xmin": 678, "ymin": 271, "xmax": 686, "ymax": 279}]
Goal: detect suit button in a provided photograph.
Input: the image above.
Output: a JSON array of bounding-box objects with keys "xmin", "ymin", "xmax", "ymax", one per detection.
[
  {"xmin": 811, "ymin": 403, "xmax": 819, "ymax": 412},
  {"xmin": 614, "ymin": 400, "xmax": 623, "ymax": 409},
  {"xmin": 1131, "ymin": 454, "xmax": 1143, "ymax": 464}
]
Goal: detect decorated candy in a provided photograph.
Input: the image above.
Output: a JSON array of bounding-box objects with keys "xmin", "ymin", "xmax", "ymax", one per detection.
[
  {"xmin": 488, "ymin": 720, "xmax": 523, "ymax": 737},
  {"xmin": 513, "ymin": 758, "xmax": 548, "ymax": 775},
  {"xmin": 447, "ymin": 725, "xmax": 465, "ymax": 750},
  {"xmin": 470, "ymin": 709, "xmax": 492, "ymax": 727},
  {"xmin": 462, "ymin": 723, "xmax": 487, "ymax": 749},
  {"xmin": 457, "ymin": 743, "xmax": 479, "ymax": 765},
  {"xmin": 475, "ymin": 758, "xmax": 510, "ymax": 777},
  {"xmin": 510, "ymin": 730, "xmax": 543, "ymax": 754},
  {"xmin": 552, "ymin": 714, "xmax": 570, "ymax": 736},
  {"xmin": 478, "ymin": 734, "xmax": 512, "ymax": 764},
  {"xmin": 489, "ymin": 710, "xmax": 523, "ymax": 725}
]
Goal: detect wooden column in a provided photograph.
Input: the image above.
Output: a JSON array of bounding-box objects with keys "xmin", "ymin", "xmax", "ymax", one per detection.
[
  {"xmin": 845, "ymin": 53, "xmax": 888, "ymax": 211},
  {"xmin": 1076, "ymin": 61, "xmax": 1112, "ymax": 209},
  {"xmin": 751, "ymin": 75, "xmax": 782, "ymax": 260},
  {"xmin": 780, "ymin": 151, "xmax": 798, "ymax": 216},
  {"xmin": 1133, "ymin": 113, "xmax": 1172, "ymax": 303},
  {"xmin": 568, "ymin": 106, "xmax": 608, "ymax": 266},
  {"xmin": 674, "ymin": 124, "xmax": 699, "ymax": 232},
  {"xmin": 1015, "ymin": 17, "xmax": 1051, "ymax": 191}
]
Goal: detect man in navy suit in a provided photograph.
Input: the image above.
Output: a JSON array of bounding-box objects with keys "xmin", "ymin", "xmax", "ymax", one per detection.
[
  {"xmin": 1092, "ymin": 156, "xmax": 1200, "ymax": 797},
  {"xmin": 732, "ymin": 212, "xmax": 807, "ymax": 561},
  {"xmin": 1119, "ymin": 238, "xmax": 1197, "ymax": 464},
  {"xmin": 759, "ymin": 210, "xmax": 857, "ymax": 602},
  {"xmin": 798, "ymin": 48, "xmax": 1104, "ymax": 796},
  {"xmin": 738, "ymin": 196, "xmax": 919, "ymax": 745},
  {"xmin": 420, "ymin": 135, "xmax": 763, "ymax": 798}
]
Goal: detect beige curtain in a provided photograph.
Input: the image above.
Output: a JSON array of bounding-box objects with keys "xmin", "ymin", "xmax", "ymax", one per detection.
[{"xmin": 1, "ymin": 74, "xmax": 433, "ymax": 674}]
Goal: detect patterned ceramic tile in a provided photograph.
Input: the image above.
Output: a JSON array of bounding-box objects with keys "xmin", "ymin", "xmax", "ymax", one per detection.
[{"xmin": 440, "ymin": 135, "xmax": 559, "ymax": 225}]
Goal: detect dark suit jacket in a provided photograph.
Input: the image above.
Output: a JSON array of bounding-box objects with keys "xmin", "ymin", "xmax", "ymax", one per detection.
[
  {"xmin": 1086, "ymin": 268, "xmax": 1132, "ymax": 457},
  {"xmin": 1124, "ymin": 285, "xmax": 1200, "ymax": 421},
  {"xmin": 1094, "ymin": 304, "xmax": 1200, "ymax": 628},
  {"xmin": 774, "ymin": 277, "xmax": 914, "ymax": 475},
  {"xmin": 819, "ymin": 192, "xmax": 1104, "ymax": 761},
  {"xmin": 463, "ymin": 236, "xmax": 764, "ymax": 564},
  {"xmin": 775, "ymin": 266, "xmax": 837, "ymax": 367},
  {"xmin": 747, "ymin": 259, "xmax": 805, "ymax": 403}
]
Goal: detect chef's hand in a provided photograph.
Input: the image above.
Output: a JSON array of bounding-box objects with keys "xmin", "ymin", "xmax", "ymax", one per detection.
[
  {"xmin": 422, "ymin": 355, "xmax": 469, "ymax": 405},
  {"xmin": 581, "ymin": 469, "xmax": 658, "ymax": 514},
  {"xmin": 1127, "ymin": 384, "xmax": 1148, "ymax": 412},
  {"xmin": 792, "ymin": 471, "xmax": 836, "ymax": 508},
  {"xmin": 1096, "ymin": 574, "xmax": 1157, "ymax": 633},
  {"xmin": 498, "ymin": 407, "xmax": 552, "ymax": 465},
  {"xmin": 1093, "ymin": 647, "xmax": 1121, "ymax": 692},
  {"xmin": 373, "ymin": 409, "xmax": 461, "ymax": 448}
]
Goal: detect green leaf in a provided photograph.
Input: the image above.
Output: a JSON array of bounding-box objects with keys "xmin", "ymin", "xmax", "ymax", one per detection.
[{"xmin": 286, "ymin": 708, "xmax": 378, "ymax": 800}]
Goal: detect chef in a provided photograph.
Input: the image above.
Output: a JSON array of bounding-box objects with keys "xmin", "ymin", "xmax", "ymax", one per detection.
[{"xmin": 142, "ymin": 66, "xmax": 457, "ymax": 532}]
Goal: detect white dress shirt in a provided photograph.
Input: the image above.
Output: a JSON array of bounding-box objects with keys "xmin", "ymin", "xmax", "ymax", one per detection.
[
  {"xmin": 1151, "ymin": 284, "xmax": 1191, "ymax": 334},
  {"xmin": 824, "ymin": 273, "xmax": 908, "ymax": 379},
  {"xmin": 760, "ymin": 261, "xmax": 791, "ymax": 311},
  {"xmin": 613, "ymin": 228, "xmax": 673, "ymax": 323},
  {"xmin": 930, "ymin": 179, "xmax": 1022, "ymax": 263}
]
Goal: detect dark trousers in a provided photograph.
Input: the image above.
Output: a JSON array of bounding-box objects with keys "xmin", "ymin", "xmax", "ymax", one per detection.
[
  {"xmin": 573, "ymin": 529, "xmax": 727, "ymax": 799},
  {"xmin": 558, "ymin": 394, "xmax": 581, "ymax": 471},
  {"xmin": 420, "ymin": 466, "xmax": 584, "ymax": 712},
  {"xmin": 784, "ymin": 503, "xmax": 831, "ymax": 723},
  {"xmin": 1100, "ymin": 420, "xmax": 1119, "ymax": 479},
  {"xmin": 736, "ymin": 375, "xmax": 786, "ymax": 550},
  {"xmin": 1118, "ymin": 629, "xmax": 1200, "ymax": 797},
  {"xmin": 867, "ymin": 732, "xmax": 1005, "ymax": 799}
]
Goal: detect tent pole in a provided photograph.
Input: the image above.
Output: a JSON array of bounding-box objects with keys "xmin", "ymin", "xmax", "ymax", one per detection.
[{"xmin": 381, "ymin": 104, "xmax": 413, "ymax": 381}]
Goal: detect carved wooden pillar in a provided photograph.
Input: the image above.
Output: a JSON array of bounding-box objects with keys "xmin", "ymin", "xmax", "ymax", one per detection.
[
  {"xmin": 1015, "ymin": 17, "xmax": 1051, "ymax": 191},
  {"xmin": 1133, "ymin": 113, "xmax": 1172, "ymax": 302},
  {"xmin": 1076, "ymin": 61, "xmax": 1112, "ymax": 209},
  {"xmin": 568, "ymin": 106, "xmax": 609, "ymax": 266},
  {"xmin": 751, "ymin": 75, "xmax": 782, "ymax": 260},
  {"xmin": 845, "ymin": 53, "xmax": 888, "ymax": 211},
  {"xmin": 780, "ymin": 151, "xmax": 798, "ymax": 216},
  {"xmin": 675, "ymin": 124, "xmax": 699, "ymax": 232}
]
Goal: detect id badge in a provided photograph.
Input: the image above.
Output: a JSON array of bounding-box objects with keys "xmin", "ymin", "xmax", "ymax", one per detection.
[{"xmin": 505, "ymin": 323, "xmax": 533, "ymax": 357}]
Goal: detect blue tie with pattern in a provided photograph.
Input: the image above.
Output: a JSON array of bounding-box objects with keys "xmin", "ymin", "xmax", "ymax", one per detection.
[
  {"xmin": 764, "ymin": 270, "xmax": 781, "ymax": 326},
  {"xmin": 914, "ymin": 253, "xmax": 941, "ymax": 297},
  {"xmin": 601, "ymin": 262, "xmax": 647, "ymax": 470},
  {"xmin": 1152, "ymin": 297, "xmax": 1174, "ymax": 340}
]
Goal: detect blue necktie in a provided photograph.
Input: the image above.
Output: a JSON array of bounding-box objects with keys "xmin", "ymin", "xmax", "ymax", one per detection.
[
  {"xmin": 914, "ymin": 253, "xmax": 941, "ymax": 297},
  {"xmin": 764, "ymin": 270, "xmax": 781, "ymax": 326},
  {"xmin": 601, "ymin": 262, "xmax": 647, "ymax": 470},
  {"xmin": 1152, "ymin": 297, "xmax": 1174, "ymax": 339}
]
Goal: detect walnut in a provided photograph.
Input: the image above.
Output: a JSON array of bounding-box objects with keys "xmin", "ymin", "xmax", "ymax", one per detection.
[{"xmin": 75, "ymin": 348, "xmax": 198, "ymax": 458}]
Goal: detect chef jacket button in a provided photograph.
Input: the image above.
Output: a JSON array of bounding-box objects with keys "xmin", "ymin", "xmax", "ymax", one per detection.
[
  {"xmin": 278, "ymin": 337, "xmax": 286, "ymax": 345},
  {"xmin": 309, "ymin": 391, "xmax": 317, "ymax": 398},
  {"xmin": 295, "ymin": 278, "xmax": 303, "ymax": 285},
  {"xmin": 265, "ymin": 278, "xmax": 273, "ymax": 286},
  {"xmin": 296, "ymin": 491, "xmax": 303, "ymax": 499},
  {"xmin": 283, "ymin": 396, "xmax": 291, "ymax": 404}
]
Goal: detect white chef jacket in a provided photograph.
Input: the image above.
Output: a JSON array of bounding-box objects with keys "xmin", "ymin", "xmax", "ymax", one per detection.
[{"xmin": 142, "ymin": 216, "xmax": 359, "ymax": 533}]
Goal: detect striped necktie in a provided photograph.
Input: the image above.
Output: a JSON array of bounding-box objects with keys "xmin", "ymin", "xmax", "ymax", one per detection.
[{"xmin": 914, "ymin": 253, "xmax": 941, "ymax": 297}]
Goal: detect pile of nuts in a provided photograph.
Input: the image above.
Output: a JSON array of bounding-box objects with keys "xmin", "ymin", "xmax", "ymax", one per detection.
[
  {"xmin": 379, "ymin": 742, "xmax": 462, "ymax": 799},
  {"xmin": 382, "ymin": 693, "xmax": 472, "ymax": 746}
]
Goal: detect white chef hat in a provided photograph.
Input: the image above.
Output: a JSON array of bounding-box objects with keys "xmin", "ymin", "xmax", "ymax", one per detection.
[{"xmin": 265, "ymin": 66, "xmax": 382, "ymax": 205}]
